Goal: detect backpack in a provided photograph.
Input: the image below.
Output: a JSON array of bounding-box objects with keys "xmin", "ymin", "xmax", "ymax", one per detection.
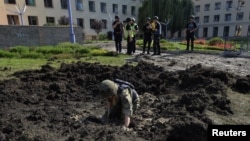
[{"xmin": 114, "ymin": 79, "xmax": 139, "ymax": 103}]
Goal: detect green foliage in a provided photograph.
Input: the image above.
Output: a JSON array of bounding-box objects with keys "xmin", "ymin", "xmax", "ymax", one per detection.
[
  {"xmin": 20, "ymin": 52, "xmax": 44, "ymax": 59},
  {"xmin": 90, "ymin": 49, "xmax": 108, "ymax": 56},
  {"xmin": 9, "ymin": 46, "xmax": 30, "ymax": 54},
  {"xmin": 75, "ymin": 48, "xmax": 91, "ymax": 54},
  {"xmin": 138, "ymin": 0, "xmax": 194, "ymax": 36},
  {"xmin": 0, "ymin": 50, "xmax": 15, "ymax": 58},
  {"xmin": 98, "ymin": 33, "xmax": 108, "ymax": 40},
  {"xmin": 208, "ymin": 37, "xmax": 224, "ymax": 46}
]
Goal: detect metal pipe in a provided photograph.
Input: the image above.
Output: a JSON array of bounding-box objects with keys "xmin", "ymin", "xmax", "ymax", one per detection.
[{"xmin": 67, "ymin": 0, "xmax": 76, "ymax": 43}]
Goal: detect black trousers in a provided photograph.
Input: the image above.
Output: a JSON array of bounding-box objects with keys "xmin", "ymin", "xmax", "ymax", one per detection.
[
  {"xmin": 127, "ymin": 37, "xmax": 133, "ymax": 55},
  {"xmin": 153, "ymin": 34, "xmax": 161, "ymax": 55},
  {"xmin": 186, "ymin": 33, "xmax": 195, "ymax": 50},
  {"xmin": 114, "ymin": 33, "xmax": 122, "ymax": 53},
  {"xmin": 143, "ymin": 35, "xmax": 152, "ymax": 53}
]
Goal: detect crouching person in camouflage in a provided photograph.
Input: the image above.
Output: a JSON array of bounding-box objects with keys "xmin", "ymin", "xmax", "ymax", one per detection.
[{"xmin": 98, "ymin": 79, "xmax": 140, "ymax": 131}]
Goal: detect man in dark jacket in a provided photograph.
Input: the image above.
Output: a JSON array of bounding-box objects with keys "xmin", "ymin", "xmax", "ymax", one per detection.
[
  {"xmin": 186, "ymin": 15, "xmax": 197, "ymax": 51},
  {"xmin": 142, "ymin": 17, "xmax": 152, "ymax": 54},
  {"xmin": 112, "ymin": 15, "xmax": 123, "ymax": 54}
]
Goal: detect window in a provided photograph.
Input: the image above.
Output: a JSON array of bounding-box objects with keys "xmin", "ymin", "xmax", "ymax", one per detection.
[
  {"xmin": 46, "ymin": 17, "xmax": 55, "ymax": 24},
  {"xmin": 89, "ymin": 1, "xmax": 95, "ymax": 12},
  {"xmin": 203, "ymin": 16, "xmax": 209, "ymax": 23},
  {"xmin": 122, "ymin": 5, "xmax": 127, "ymax": 15},
  {"xmin": 131, "ymin": 6, "xmax": 136, "ymax": 16},
  {"xmin": 77, "ymin": 18, "xmax": 84, "ymax": 28},
  {"xmin": 61, "ymin": 0, "xmax": 67, "ymax": 9},
  {"xmin": 195, "ymin": 5, "xmax": 200, "ymax": 12},
  {"xmin": 213, "ymin": 27, "xmax": 218, "ymax": 37},
  {"xmin": 226, "ymin": 1, "xmax": 233, "ymax": 9},
  {"xmin": 113, "ymin": 4, "xmax": 118, "ymax": 14},
  {"xmin": 215, "ymin": 2, "xmax": 221, "ymax": 10},
  {"xmin": 247, "ymin": 25, "xmax": 250, "ymax": 36},
  {"xmin": 76, "ymin": 0, "xmax": 83, "ymax": 11},
  {"xmin": 100, "ymin": 2, "xmax": 107, "ymax": 13},
  {"xmin": 195, "ymin": 17, "xmax": 199, "ymax": 23},
  {"xmin": 7, "ymin": 15, "xmax": 19, "ymax": 25},
  {"xmin": 28, "ymin": 16, "xmax": 38, "ymax": 25},
  {"xmin": 225, "ymin": 14, "xmax": 231, "ymax": 21},
  {"xmin": 214, "ymin": 15, "xmax": 220, "ymax": 22},
  {"xmin": 203, "ymin": 27, "xmax": 208, "ymax": 38},
  {"xmin": 204, "ymin": 4, "xmax": 210, "ymax": 11},
  {"xmin": 4, "ymin": 0, "xmax": 16, "ymax": 4},
  {"xmin": 102, "ymin": 19, "xmax": 107, "ymax": 29},
  {"xmin": 26, "ymin": 0, "xmax": 35, "ymax": 6},
  {"xmin": 90, "ymin": 19, "xmax": 95, "ymax": 29},
  {"xmin": 44, "ymin": 0, "xmax": 53, "ymax": 8},
  {"xmin": 223, "ymin": 26, "xmax": 230, "ymax": 37},
  {"xmin": 236, "ymin": 12, "xmax": 244, "ymax": 21},
  {"xmin": 235, "ymin": 25, "xmax": 242, "ymax": 36}
]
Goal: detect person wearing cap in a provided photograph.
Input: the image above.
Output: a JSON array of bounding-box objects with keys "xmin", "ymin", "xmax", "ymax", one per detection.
[
  {"xmin": 112, "ymin": 15, "xmax": 123, "ymax": 54},
  {"xmin": 98, "ymin": 79, "xmax": 140, "ymax": 131},
  {"xmin": 124, "ymin": 17, "xmax": 134, "ymax": 55},
  {"xmin": 131, "ymin": 18, "xmax": 139, "ymax": 54},
  {"xmin": 186, "ymin": 15, "xmax": 197, "ymax": 51},
  {"xmin": 152, "ymin": 16, "xmax": 162, "ymax": 55},
  {"xmin": 142, "ymin": 17, "xmax": 152, "ymax": 54}
]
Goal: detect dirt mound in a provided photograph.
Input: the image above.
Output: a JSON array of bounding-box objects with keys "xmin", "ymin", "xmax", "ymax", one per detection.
[{"xmin": 0, "ymin": 61, "xmax": 249, "ymax": 141}]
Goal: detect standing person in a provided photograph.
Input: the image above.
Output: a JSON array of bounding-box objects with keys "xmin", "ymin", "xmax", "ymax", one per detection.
[
  {"xmin": 142, "ymin": 17, "xmax": 152, "ymax": 54},
  {"xmin": 124, "ymin": 17, "xmax": 134, "ymax": 55},
  {"xmin": 152, "ymin": 16, "xmax": 162, "ymax": 55},
  {"xmin": 98, "ymin": 79, "xmax": 140, "ymax": 131},
  {"xmin": 186, "ymin": 15, "xmax": 197, "ymax": 51},
  {"xmin": 131, "ymin": 18, "xmax": 139, "ymax": 54},
  {"xmin": 112, "ymin": 15, "xmax": 123, "ymax": 54}
]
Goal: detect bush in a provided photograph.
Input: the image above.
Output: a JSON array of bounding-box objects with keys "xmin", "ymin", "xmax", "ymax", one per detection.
[
  {"xmin": 0, "ymin": 50, "xmax": 15, "ymax": 58},
  {"xmin": 208, "ymin": 37, "xmax": 224, "ymax": 46},
  {"xmin": 20, "ymin": 52, "xmax": 44, "ymax": 59},
  {"xmin": 90, "ymin": 49, "xmax": 108, "ymax": 56},
  {"xmin": 9, "ymin": 46, "xmax": 30, "ymax": 54}
]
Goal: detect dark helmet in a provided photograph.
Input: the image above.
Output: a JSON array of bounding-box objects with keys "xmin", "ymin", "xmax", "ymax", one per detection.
[
  {"xmin": 126, "ymin": 17, "xmax": 131, "ymax": 22},
  {"xmin": 153, "ymin": 16, "xmax": 159, "ymax": 20},
  {"xmin": 146, "ymin": 17, "xmax": 151, "ymax": 21},
  {"xmin": 190, "ymin": 15, "xmax": 195, "ymax": 19},
  {"xmin": 115, "ymin": 15, "xmax": 120, "ymax": 19},
  {"xmin": 99, "ymin": 80, "xmax": 118, "ymax": 98}
]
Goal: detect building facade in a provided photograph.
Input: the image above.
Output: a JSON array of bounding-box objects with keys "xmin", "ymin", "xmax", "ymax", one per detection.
[
  {"xmin": 0, "ymin": 0, "xmax": 143, "ymax": 39},
  {"xmin": 193, "ymin": 0, "xmax": 249, "ymax": 38}
]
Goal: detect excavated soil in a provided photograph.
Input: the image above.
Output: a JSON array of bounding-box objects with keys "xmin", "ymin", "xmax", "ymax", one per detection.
[{"xmin": 0, "ymin": 53, "xmax": 250, "ymax": 141}]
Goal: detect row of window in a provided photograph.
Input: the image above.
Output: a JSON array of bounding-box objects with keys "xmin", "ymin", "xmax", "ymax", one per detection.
[
  {"xmin": 195, "ymin": 12, "xmax": 245, "ymax": 23},
  {"xmin": 7, "ymin": 14, "xmax": 108, "ymax": 29},
  {"xmin": 5, "ymin": 0, "xmax": 137, "ymax": 16},
  {"xmin": 201, "ymin": 25, "xmax": 250, "ymax": 38},
  {"xmin": 195, "ymin": 0, "xmax": 245, "ymax": 12}
]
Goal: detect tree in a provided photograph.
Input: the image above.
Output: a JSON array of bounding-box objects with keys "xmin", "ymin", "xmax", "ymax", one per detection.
[
  {"xmin": 58, "ymin": 16, "xmax": 69, "ymax": 25},
  {"xmin": 138, "ymin": 0, "xmax": 194, "ymax": 38},
  {"xmin": 90, "ymin": 19, "xmax": 104, "ymax": 41}
]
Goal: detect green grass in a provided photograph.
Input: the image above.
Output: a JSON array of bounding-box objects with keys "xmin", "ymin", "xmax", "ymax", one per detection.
[{"xmin": 0, "ymin": 58, "xmax": 48, "ymax": 79}]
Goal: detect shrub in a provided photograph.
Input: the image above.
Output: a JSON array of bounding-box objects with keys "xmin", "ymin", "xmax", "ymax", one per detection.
[
  {"xmin": 20, "ymin": 52, "xmax": 44, "ymax": 59},
  {"xmin": 9, "ymin": 46, "xmax": 30, "ymax": 54},
  {"xmin": 208, "ymin": 37, "xmax": 224, "ymax": 46},
  {"xmin": 90, "ymin": 49, "xmax": 108, "ymax": 56},
  {"xmin": 0, "ymin": 50, "xmax": 15, "ymax": 58},
  {"xmin": 75, "ymin": 48, "xmax": 91, "ymax": 54}
]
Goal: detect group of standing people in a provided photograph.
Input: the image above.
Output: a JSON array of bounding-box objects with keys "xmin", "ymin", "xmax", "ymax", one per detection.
[
  {"xmin": 112, "ymin": 15, "xmax": 139, "ymax": 55},
  {"xmin": 112, "ymin": 15, "xmax": 197, "ymax": 55}
]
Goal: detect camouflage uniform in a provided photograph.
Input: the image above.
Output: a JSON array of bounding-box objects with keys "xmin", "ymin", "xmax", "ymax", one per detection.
[{"xmin": 99, "ymin": 80, "xmax": 140, "ymax": 120}]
